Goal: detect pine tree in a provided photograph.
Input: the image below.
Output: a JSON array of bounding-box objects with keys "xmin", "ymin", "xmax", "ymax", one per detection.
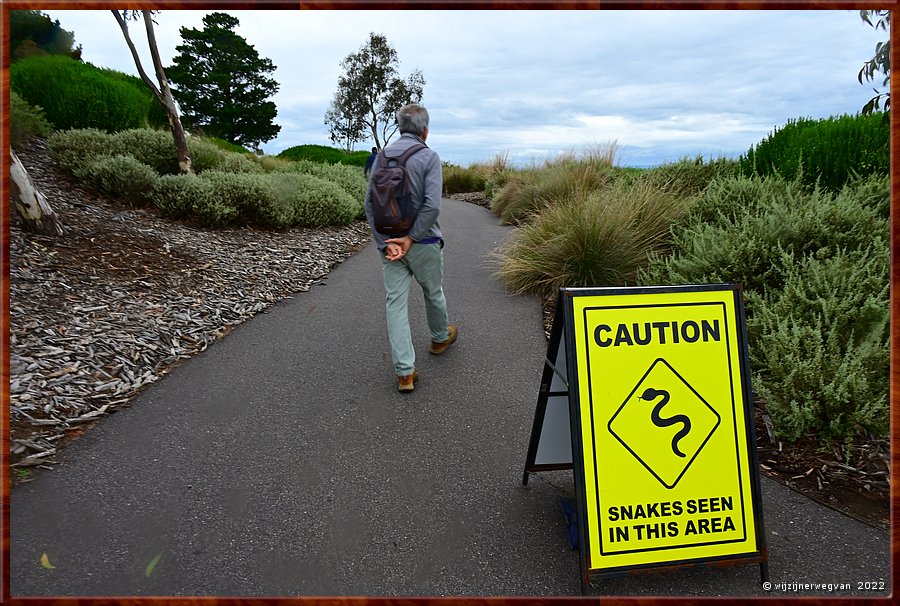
[{"xmin": 166, "ymin": 12, "xmax": 281, "ymax": 149}]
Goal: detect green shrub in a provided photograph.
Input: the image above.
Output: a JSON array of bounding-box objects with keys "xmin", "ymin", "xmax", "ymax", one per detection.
[
  {"xmin": 674, "ymin": 173, "xmax": 784, "ymax": 228},
  {"xmin": 73, "ymin": 155, "xmax": 158, "ymax": 206},
  {"xmin": 11, "ymin": 55, "xmax": 151, "ymax": 132},
  {"xmin": 112, "ymin": 128, "xmax": 181, "ymax": 175},
  {"xmin": 643, "ymin": 155, "xmax": 740, "ymax": 198},
  {"xmin": 11, "ymin": 10, "xmax": 80, "ymax": 60},
  {"xmin": 215, "ymin": 152, "xmax": 264, "ymax": 175},
  {"xmin": 149, "ymin": 174, "xmax": 195, "ymax": 219},
  {"xmin": 639, "ymin": 174, "xmax": 890, "ymax": 445},
  {"xmin": 47, "ymin": 128, "xmax": 115, "ymax": 173},
  {"xmin": 47, "ymin": 128, "xmax": 363, "ymax": 229},
  {"xmin": 747, "ymin": 243, "xmax": 889, "ymax": 444},
  {"xmin": 49, "ymin": 126, "xmax": 268, "ymax": 177},
  {"xmin": 50, "ymin": 127, "xmax": 179, "ymax": 176},
  {"xmin": 639, "ymin": 175, "xmax": 888, "ymax": 295},
  {"xmin": 203, "ymin": 137, "xmax": 253, "ymax": 155},
  {"xmin": 150, "ymin": 173, "xmax": 238, "ymax": 226},
  {"xmin": 275, "ymin": 160, "xmax": 366, "ymax": 218},
  {"xmin": 188, "ymin": 138, "xmax": 263, "ymax": 174},
  {"xmin": 845, "ymin": 173, "xmax": 890, "ymax": 219},
  {"xmin": 152, "ymin": 170, "xmax": 358, "ymax": 229},
  {"xmin": 738, "ymin": 113, "xmax": 889, "ymax": 192},
  {"xmin": 10, "ymin": 90, "xmax": 52, "ymax": 149},
  {"xmin": 443, "ymin": 165, "xmax": 488, "ymax": 194},
  {"xmin": 187, "ymin": 138, "xmax": 228, "ymax": 173},
  {"xmin": 278, "ymin": 144, "xmax": 369, "ymax": 166},
  {"xmin": 98, "ymin": 67, "xmax": 169, "ymax": 129},
  {"xmin": 199, "ymin": 171, "xmax": 293, "ymax": 228},
  {"xmin": 496, "ymin": 179, "xmax": 691, "ymax": 299},
  {"xmin": 339, "ymin": 151, "xmax": 371, "ymax": 167},
  {"xmin": 269, "ymin": 173, "xmax": 360, "ymax": 227}
]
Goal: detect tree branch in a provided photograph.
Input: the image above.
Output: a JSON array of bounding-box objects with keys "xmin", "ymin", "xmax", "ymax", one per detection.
[
  {"xmin": 142, "ymin": 10, "xmax": 171, "ymax": 103},
  {"xmin": 111, "ymin": 10, "xmax": 162, "ymax": 102}
]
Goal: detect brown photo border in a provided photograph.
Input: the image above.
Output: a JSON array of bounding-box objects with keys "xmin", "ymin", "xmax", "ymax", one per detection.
[{"xmin": 1, "ymin": 0, "xmax": 896, "ymax": 604}]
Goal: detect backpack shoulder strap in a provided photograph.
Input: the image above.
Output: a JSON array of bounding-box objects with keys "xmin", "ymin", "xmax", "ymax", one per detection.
[
  {"xmin": 397, "ymin": 143, "xmax": 426, "ymax": 164},
  {"xmin": 383, "ymin": 143, "xmax": 427, "ymax": 166}
]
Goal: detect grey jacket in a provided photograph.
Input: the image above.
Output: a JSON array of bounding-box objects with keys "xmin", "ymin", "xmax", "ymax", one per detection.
[{"xmin": 364, "ymin": 133, "xmax": 443, "ymax": 251}]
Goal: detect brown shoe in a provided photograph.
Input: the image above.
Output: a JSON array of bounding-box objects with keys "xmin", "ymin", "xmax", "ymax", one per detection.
[
  {"xmin": 398, "ymin": 371, "xmax": 419, "ymax": 392},
  {"xmin": 430, "ymin": 324, "xmax": 458, "ymax": 355}
]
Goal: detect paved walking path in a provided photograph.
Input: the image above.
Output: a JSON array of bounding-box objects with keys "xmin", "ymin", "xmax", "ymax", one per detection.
[{"xmin": 10, "ymin": 199, "xmax": 890, "ymax": 597}]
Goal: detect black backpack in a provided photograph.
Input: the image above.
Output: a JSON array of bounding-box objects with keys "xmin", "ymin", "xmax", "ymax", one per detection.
[{"xmin": 370, "ymin": 143, "xmax": 426, "ymax": 236}]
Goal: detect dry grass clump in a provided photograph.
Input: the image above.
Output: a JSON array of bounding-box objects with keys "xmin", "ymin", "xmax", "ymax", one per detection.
[{"xmin": 495, "ymin": 178, "xmax": 691, "ymax": 299}]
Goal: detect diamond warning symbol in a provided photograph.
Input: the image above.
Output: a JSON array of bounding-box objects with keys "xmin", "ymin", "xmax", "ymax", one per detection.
[{"xmin": 608, "ymin": 358, "xmax": 721, "ymax": 489}]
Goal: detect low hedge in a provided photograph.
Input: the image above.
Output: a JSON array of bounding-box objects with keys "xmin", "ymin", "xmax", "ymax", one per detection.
[
  {"xmin": 48, "ymin": 127, "xmax": 366, "ymax": 229},
  {"xmin": 11, "ymin": 55, "xmax": 151, "ymax": 132},
  {"xmin": 738, "ymin": 113, "xmax": 889, "ymax": 192}
]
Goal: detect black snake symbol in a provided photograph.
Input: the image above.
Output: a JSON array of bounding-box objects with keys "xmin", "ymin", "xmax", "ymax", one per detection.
[{"xmin": 639, "ymin": 388, "xmax": 691, "ymax": 458}]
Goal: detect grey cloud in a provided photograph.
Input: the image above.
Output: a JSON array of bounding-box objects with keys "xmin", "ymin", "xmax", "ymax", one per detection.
[{"xmin": 42, "ymin": 9, "xmax": 882, "ymax": 168}]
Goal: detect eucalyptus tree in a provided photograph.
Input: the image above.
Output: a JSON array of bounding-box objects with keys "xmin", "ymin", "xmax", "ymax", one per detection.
[
  {"xmin": 326, "ymin": 32, "xmax": 425, "ymax": 150},
  {"xmin": 112, "ymin": 10, "xmax": 192, "ymax": 173},
  {"xmin": 859, "ymin": 10, "xmax": 890, "ymax": 115},
  {"xmin": 325, "ymin": 89, "xmax": 367, "ymax": 153},
  {"xmin": 11, "ymin": 150, "xmax": 63, "ymax": 235}
]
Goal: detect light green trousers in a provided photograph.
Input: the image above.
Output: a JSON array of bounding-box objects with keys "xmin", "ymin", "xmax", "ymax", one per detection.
[{"xmin": 381, "ymin": 242, "xmax": 450, "ymax": 375}]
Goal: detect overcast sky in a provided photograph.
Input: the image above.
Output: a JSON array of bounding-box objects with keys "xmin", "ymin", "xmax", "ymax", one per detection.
[{"xmin": 41, "ymin": 9, "xmax": 884, "ymax": 168}]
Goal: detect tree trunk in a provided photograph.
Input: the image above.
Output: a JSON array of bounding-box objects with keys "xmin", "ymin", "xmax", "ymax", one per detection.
[
  {"xmin": 370, "ymin": 124, "xmax": 382, "ymax": 150},
  {"xmin": 112, "ymin": 10, "xmax": 192, "ymax": 174},
  {"xmin": 163, "ymin": 96, "xmax": 192, "ymax": 174},
  {"xmin": 10, "ymin": 150, "xmax": 63, "ymax": 236},
  {"xmin": 142, "ymin": 10, "xmax": 192, "ymax": 174}
]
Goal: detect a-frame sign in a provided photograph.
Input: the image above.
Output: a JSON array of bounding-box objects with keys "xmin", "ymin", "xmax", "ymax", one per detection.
[{"xmin": 523, "ymin": 285, "xmax": 768, "ymax": 593}]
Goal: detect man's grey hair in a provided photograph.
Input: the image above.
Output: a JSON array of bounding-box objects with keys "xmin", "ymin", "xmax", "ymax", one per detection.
[{"xmin": 396, "ymin": 104, "xmax": 429, "ymax": 136}]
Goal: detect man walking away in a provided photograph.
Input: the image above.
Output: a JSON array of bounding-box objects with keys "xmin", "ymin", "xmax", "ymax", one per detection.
[
  {"xmin": 364, "ymin": 104, "xmax": 457, "ymax": 392},
  {"xmin": 364, "ymin": 146, "xmax": 378, "ymax": 179}
]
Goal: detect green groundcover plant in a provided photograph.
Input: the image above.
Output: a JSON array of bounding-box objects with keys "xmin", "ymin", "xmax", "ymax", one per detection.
[
  {"xmin": 639, "ymin": 173, "xmax": 889, "ymax": 446},
  {"xmin": 47, "ymin": 127, "xmax": 366, "ymax": 229}
]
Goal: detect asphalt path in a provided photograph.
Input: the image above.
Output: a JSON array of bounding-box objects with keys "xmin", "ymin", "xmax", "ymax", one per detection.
[{"xmin": 10, "ymin": 198, "xmax": 891, "ymax": 597}]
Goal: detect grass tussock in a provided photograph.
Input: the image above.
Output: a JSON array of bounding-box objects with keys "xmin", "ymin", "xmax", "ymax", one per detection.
[
  {"xmin": 495, "ymin": 179, "xmax": 691, "ymax": 299},
  {"xmin": 491, "ymin": 162, "xmax": 610, "ymax": 225},
  {"xmin": 490, "ymin": 142, "xmax": 620, "ymax": 225},
  {"xmin": 442, "ymin": 164, "xmax": 488, "ymax": 195},
  {"xmin": 463, "ymin": 151, "xmax": 514, "ymax": 198}
]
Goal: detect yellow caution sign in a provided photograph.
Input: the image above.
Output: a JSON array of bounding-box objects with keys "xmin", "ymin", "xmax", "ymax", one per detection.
[{"xmin": 524, "ymin": 285, "xmax": 767, "ymax": 590}]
